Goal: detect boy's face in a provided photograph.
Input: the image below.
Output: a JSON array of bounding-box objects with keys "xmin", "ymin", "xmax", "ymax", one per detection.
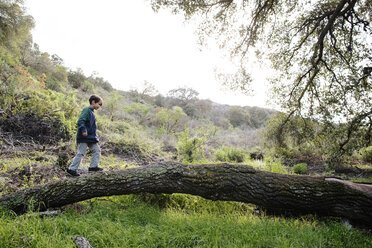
[{"xmin": 91, "ymin": 100, "xmax": 103, "ymax": 110}]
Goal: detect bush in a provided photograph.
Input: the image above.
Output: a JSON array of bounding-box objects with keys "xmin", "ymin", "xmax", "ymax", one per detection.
[
  {"xmin": 177, "ymin": 128, "xmax": 208, "ymax": 163},
  {"xmin": 80, "ymin": 80, "xmax": 94, "ymax": 92},
  {"xmin": 293, "ymin": 163, "xmax": 307, "ymax": 174},
  {"xmin": 178, "ymin": 136, "xmax": 203, "ymax": 163},
  {"xmin": 215, "ymin": 148, "xmax": 229, "ymax": 162},
  {"xmin": 214, "ymin": 146, "xmax": 245, "ymax": 163},
  {"xmin": 359, "ymin": 146, "xmax": 372, "ymax": 163}
]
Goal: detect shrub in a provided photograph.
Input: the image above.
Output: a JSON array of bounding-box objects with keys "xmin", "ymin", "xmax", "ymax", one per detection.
[
  {"xmin": 264, "ymin": 159, "xmax": 289, "ymax": 174},
  {"xmin": 359, "ymin": 146, "xmax": 372, "ymax": 163},
  {"xmin": 214, "ymin": 146, "xmax": 245, "ymax": 163},
  {"xmin": 228, "ymin": 148, "xmax": 245, "ymax": 162},
  {"xmin": 178, "ymin": 135, "xmax": 203, "ymax": 163},
  {"xmin": 177, "ymin": 128, "xmax": 207, "ymax": 163},
  {"xmin": 80, "ymin": 80, "xmax": 94, "ymax": 92},
  {"xmin": 293, "ymin": 163, "xmax": 307, "ymax": 174},
  {"xmin": 215, "ymin": 148, "xmax": 229, "ymax": 162}
]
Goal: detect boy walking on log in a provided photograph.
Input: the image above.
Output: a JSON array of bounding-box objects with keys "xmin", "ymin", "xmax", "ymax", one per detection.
[{"xmin": 67, "ymin": 94, "xmax": 104, "ymax": 177}]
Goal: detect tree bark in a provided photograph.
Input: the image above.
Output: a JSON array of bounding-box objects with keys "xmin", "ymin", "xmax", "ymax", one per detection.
[{"xmin": 1, "ymin": 162, "xmax": 371, "ymax": 226}]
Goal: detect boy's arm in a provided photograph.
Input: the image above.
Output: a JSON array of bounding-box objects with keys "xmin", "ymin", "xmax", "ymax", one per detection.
[{"xmin": 77, "ymin": 107, "xmax": 90, "ymax": 135}]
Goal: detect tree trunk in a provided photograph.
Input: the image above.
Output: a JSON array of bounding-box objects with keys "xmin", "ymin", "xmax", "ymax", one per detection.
[{"xmin": 1, "ymin": 162, "xmax": 371, "ymax": 226}]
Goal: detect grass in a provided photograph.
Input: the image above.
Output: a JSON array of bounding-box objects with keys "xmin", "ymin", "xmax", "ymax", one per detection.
[
  {"xmin": 350, "ymin": 178, "xmax": 372, "ymax": 183},
  {"xmin": 0, "ymin": 194, "xmax": 371, "ymax": 248},
  {"xmin": 247, "ymin": 159, "xmax": 291, "ymax": 174},
  {"xmin": 1, "ymin": 151, "xmax": 371, "ymax": 247},
  {"xmin": 0, "ymin": 151, "xmax": 55, "ymax": 173},
  {"xmin": 192, "ymin": 157, "xmax": 291, "ymax": 175}
]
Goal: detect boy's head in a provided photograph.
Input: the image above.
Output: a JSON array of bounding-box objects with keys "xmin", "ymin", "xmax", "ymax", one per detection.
[{"xmin": 89, "ymin": 94, "xmax": 103, "ymax": 110}]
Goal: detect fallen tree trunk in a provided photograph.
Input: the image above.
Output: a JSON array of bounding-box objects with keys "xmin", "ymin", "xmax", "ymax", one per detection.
[{"xmin": 1, "ymin": 162, "xmax": 371, "ymax": 226}]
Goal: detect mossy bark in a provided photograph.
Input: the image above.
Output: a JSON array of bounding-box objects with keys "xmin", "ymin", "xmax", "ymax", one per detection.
[{"xmin": 1, "ymin": 163, "xmax": 371, "ymax": 226}]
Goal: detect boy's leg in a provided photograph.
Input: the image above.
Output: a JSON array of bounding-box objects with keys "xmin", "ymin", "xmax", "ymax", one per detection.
[
  {"xmin": 88, "ymin": 143, "xmax": 101, "ymax": 168},
  {"xmin": 68, "ymin": 143, "xmax": 88, "ymax": 171}
]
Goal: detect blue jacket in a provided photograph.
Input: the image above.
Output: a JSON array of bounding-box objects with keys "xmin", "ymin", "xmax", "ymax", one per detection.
[{"xmin": 76, "ymin": 106, "xmax": 99, "ymax": 143}]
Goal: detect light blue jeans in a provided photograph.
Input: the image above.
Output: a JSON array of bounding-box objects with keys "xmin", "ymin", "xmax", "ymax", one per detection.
[{"xmin": 68, "ymin": 143, "xmax": 101, "ymax": 171}]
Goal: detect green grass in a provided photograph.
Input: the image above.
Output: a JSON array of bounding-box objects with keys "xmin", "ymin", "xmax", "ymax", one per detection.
[
  {"xmin": 247, "ymin": 159, "xmax": 290, "ymax": 174},
  {"xmin": 0, "ymin": 194, "xmax": 371, "ymax": 248},
  {"xmin": 0, "ymin": 151, "xmax": 55, "ymax": 173},
  {"xmin": 0, "ymin": 153, "xmax": 371, "ymax": 247},
  {"xmin": 350, "ymin": 178, "xmax": 372, "ymax": 183}
]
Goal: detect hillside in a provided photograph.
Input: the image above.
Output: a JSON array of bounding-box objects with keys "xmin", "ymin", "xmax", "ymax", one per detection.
[
  {"xmin": 1, "ymin": 0, "xmax": 371, "ymax": 196},
  {"xmin": 0, "ymin": 0, "xmax": 279, "ymax": 198}
]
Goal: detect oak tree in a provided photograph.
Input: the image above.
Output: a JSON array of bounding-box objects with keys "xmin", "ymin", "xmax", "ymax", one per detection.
[{"xmin": 151, "ymin": 0, "xmax": 372, "ymax": 160}]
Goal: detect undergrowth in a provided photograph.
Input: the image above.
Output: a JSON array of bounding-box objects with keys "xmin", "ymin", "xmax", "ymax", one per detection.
[{"xmin": 0, "ymin": 194, "xmax": 370, "ymax": 248}]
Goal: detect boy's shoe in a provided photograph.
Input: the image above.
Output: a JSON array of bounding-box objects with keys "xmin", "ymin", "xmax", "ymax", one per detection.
[
  {"xmin": 88, "ymin": 167, "xmax": 103, "ymax": 172},
  {"xmin": 66, "ymin": 169, "xmax": 80, "ymax": 177}
]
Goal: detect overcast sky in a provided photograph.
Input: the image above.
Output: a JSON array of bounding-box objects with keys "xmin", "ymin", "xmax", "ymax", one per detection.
[{"xmin": 24, "ymin": 0, "xmax": 272, "ymax": 108}]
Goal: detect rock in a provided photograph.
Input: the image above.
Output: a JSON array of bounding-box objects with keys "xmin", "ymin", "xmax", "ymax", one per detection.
[{"xmin": 72, "ymin": 237, "xmax": 93, "ymax": 248}]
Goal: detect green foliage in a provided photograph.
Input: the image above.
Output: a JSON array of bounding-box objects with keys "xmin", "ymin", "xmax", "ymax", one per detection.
[
  {"xmin": 263, "ymin": 112, "xmax": 322, "ymax": 159},
  {"xmin": 98, "ymin": 119, "xmax": 132, "ymax": 135},
  {"xmin": 137, "ymin": 193, "xmax": 253, "ymax": 214},
  {"xmin": 0, "ymin": 63, "xmax": 78, "ymax": 142},
  {"xmin": 18, "ymin": 42, "xmax": 70, "ymax": 93},
  {"xmin": 264, "ymin": 159, "xmax": 289, "ymax": 174},
  {"xmin": 214, "ymin": 146, "xmax": 245, "ymax": 163},
  {"xmin": 88, "ymin": 76, "xmax": 113, "ymax": 92},
  {"xmin": 350, "ymin": 177, "xmax": 372, "ymax": 183},
  {"xmin": 293, "ymin": 163, "xmax": 308, "ymax": 175},
  {"xmin": 0, "ymin": 176, "xmax": 12, "ymax": 197},
  {"xmin": 80, "ymin": 80, "xmax": 94, "ymax": 92},
  {"xmin": 247, "ymin": 106, "xmax": 275, "ymax": 128},
  {"xmin": 0, "ymin": 0, "xmax": 34, "ymax": 61},
  {"xmin": 263, "ymin": 111, "xmax": 372, "ymax": 166},
  {"xmin": 67, "ymin": 68, "xmax": 86, "ymax": 89},
  {"xmin": 226, "ymin": 106, "xmax": 251, "ymax": 128},
  {"xmin": 153, "ymin": 106, "xmax": 186, "ymax": 135},
  {"xmin": 176, "ymin": 126, "xmax": 217, "ymax": 163},
  {"xmin": 21, "ymin": 90, "xmax": 78, "ymax": 136},
  {"xmin": 214, "ymin": 148, "xmax": 228, "ymax": 162},
  {"xmin": 98, "ymin": 154, "xmax": 124, "ymax": 169},
  {"xmin": 105, "ymin": 91, "xmax": 123, "ymax": 121},
  {"xmin": 177, "ymin": 128, "xmax": 205, "ymax": 163},
  {"xmin": 44, "ymin": 65, "xmax": 68, "ymax": 92},
  {"xmin": 0, "ymin": 64, "xmax": 43, "ymax": 113},
  {"xmin": 123, "ymin": 102, "xmax": 152, "ymax": 124},
  {"xmin": 359, "ymin": 146, "xmax": 372, "ymax": 163},
  {"xmin": 248, "ymin": 157, "xmax": 289, "ymax": 174},
  {"xmin": 1, "ymin": 195, "xmax": 371, "ymax": 247}
]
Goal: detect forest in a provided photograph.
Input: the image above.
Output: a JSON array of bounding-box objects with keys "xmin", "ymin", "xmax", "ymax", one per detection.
[{"xmin": 0, "ymin": 0, "xmax": 371, "ymax": 247}]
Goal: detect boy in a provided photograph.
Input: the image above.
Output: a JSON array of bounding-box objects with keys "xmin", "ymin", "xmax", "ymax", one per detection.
[{"xmin": 67, "ymin": 94, "xmax": 104, "ymax": 176}]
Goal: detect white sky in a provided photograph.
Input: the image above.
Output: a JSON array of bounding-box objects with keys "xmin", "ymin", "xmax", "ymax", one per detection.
[{"xmin": 24, "ymin": 0, "xmax": 272, "ymax": 108}]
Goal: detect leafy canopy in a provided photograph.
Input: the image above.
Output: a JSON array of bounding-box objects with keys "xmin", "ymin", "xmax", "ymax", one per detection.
[{"xmin": 151, "ymin": 0, "xmax": 372, "ymax": 158}]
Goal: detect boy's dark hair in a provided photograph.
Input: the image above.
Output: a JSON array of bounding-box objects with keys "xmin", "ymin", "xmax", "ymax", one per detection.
[{"xmin": 89, "ymin": 94, "xmax": 102, "ymax": 104}]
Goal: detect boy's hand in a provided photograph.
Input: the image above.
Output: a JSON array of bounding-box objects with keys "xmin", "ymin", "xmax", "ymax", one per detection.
[{"xmin": 82, "ymin": 132, "xmax": 88, "ymax": 136}]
